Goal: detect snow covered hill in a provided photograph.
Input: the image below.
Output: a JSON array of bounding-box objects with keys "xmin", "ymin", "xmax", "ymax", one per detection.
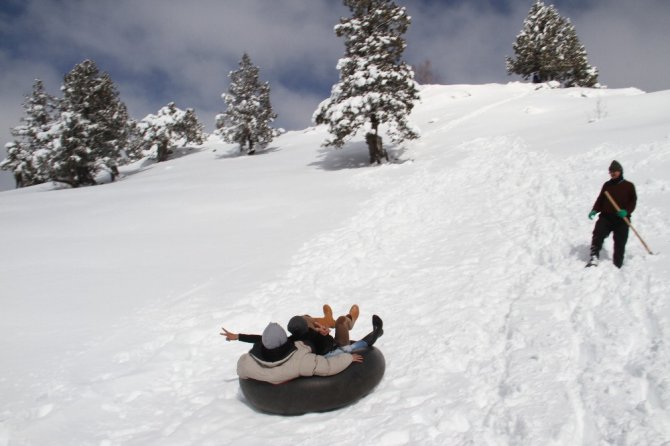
[{"xmin": 1, "ymin": 82, "xmax": 669, "ymax": 445}]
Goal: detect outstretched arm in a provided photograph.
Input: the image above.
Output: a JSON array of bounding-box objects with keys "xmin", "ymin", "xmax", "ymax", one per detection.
[
  {"xmin": 220, "ymin": 327, "xmax": 262, "ymax": 344},
  {"xmin": 220, "ymin": 327, "xmax": 239, "ymax": 341}
]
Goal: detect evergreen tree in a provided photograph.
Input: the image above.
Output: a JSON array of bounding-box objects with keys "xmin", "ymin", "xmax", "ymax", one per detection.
[
  {"xmin": 51, "ymin": 59, "xmax": 130, "ymax": 186},
  {"xmin": 48, "ymin": 110, "xmax": 97, "ymax": 186},
  {"xmin": 314, "ymin": 0, "xmax": 420, "ymax": 164},
  {"xmin": 0, "ymin": 80, "xmax": 58, "ymax": 187},
  {"xmin": 135, "ymin": 102, "xmax": 205, "ymax": 162},
  {"xmin": 216, "ymin": 53, "xmax": 276, "ymax": 155},
  {"xmin": 559, "ymin": 24, "xmax": 599, "ymax": 87},
  {"xmin": 506, "ymin": 1, "xmax": 598, "ymax": 87}
]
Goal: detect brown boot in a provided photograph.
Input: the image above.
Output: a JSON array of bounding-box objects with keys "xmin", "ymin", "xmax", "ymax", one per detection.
[
  {"xmin": 349, "ymin": 304, "xmax": 359, "ymax": 327},
  {"xmin": 313, "ymin": 304, "xmax": 336, "ymax": 328}
]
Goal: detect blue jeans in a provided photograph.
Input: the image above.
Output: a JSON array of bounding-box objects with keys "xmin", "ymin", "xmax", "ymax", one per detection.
[{"xmin": 324, "ymin": 340, "xmax": 368, "ymax": 357}]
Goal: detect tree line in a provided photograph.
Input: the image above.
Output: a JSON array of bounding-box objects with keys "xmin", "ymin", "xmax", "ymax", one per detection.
[{"xmin": 2, "ymin": 0, "xmax": 598, "ymax": 189}]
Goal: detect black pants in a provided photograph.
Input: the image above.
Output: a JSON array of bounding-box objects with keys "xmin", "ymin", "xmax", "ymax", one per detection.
[{"xmin": 590, "ymin": 214, "xmax": 629, "ymax": 268}]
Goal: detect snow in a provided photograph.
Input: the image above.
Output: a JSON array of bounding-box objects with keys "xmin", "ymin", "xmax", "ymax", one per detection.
[{"xmin": 1, "ymin": 82, "xmax": 669, "ymax": 445}]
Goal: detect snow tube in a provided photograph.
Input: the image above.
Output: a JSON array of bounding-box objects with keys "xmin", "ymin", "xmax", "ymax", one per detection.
[{"xmin": 239, "ymin": 347, "xmax": 385, "ymax": 415}]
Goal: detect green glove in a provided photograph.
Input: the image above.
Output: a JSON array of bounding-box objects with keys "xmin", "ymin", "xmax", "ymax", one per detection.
[
  {"xmin": 617, "ymin": 209, "xmax": 628, "ymax": 218},
  {"xmin": 588, "ymin": 210, "xmax": 597, "ymax": 220}
]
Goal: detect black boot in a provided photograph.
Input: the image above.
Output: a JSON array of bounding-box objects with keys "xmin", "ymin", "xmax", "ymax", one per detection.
[{"xmin": 361, "ymin": 315, "xmax": 384, "ymax": 347}]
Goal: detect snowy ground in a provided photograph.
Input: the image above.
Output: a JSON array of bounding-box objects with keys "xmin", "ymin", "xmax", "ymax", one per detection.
[{"xmin": 1, "ymin": 82, "xmax": 669, "ymax": 445}]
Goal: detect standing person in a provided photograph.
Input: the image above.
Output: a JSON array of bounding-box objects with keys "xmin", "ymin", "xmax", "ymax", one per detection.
[{"xmin": 587, "ymin": 160, "xmax": 637, "ymax": 268}]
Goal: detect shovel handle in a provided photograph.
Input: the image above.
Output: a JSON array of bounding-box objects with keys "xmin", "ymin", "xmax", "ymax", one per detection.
[{"xmin": 603, "ymin": 191, "xmax": 653, "ymax": 255}]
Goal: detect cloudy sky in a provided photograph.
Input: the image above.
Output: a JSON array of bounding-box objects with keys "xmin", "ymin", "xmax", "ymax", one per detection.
[{"xmin": 1, "ymin": 0, "xmax": 669, "ymax": 190}]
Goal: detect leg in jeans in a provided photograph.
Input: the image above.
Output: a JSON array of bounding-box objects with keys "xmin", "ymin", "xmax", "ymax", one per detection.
[
  {"xmin": 326, "ymin": 315, "xmax": 384, "ymax": 357},
  {"xmin": 324, "ymin": 340, "xmax": 370, "ymax": 358},
  {"xmin": 349, "ymin": 340, "xmax": 369, "ymax": 351}
]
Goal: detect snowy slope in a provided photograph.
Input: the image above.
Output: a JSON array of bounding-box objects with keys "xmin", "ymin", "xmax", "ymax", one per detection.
[{"xmin": 1, "ymin": 83, "xmax": 669, "ymax": 446}]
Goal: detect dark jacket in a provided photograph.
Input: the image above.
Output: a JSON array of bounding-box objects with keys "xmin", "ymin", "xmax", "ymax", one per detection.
[
  {"xmin": 239, "ymin": 329, "xmax": 337, "ymax": 356},
  {"xmin": 592, "ymin": 177, "xmax": 637, "ymax": 216}
]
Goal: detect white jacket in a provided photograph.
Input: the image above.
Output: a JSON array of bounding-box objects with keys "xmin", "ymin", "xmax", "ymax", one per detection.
[{"xmin": 237, "ymin": 341, "xmax": 353, "ymax": 384}]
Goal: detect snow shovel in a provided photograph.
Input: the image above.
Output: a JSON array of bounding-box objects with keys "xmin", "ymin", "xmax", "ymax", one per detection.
[{"xmin": 604, "ymin": 191, "xmax": 654, "ymax": 255}]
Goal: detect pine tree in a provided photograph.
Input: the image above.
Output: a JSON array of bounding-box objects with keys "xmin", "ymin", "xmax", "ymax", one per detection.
[
  {"xmin": 216, "ymin": 53, "xmax": 277, "ymax": 155},
  {"xmin": 51, "ymin": 59, "xmax": 130, "ymax": 186},
  {"xmin": 135, "ymin": 102, "xmax": 205, "ymax": 162},
  {"xmin": 506, "ymin": 1, "xmax": 598, "ymax": 87},
  {"xmin": 0, "ymin": 80, "xmax": 58, "ymax": 187},
  {"xmin": 559, "ymin": 24, "xmax": 599, "ymax": 87},
  {"xmin": 314, "ymin": 0, "xmax": 420, "ymax": 164},
  {"xmin": 49, "ymin": 110, "xmax": 97, "ymax": 186}
]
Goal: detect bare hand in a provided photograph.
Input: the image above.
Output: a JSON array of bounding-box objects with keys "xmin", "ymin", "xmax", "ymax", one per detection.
[
  {"xmin": 220, "ymin": 327, "xmax": 239, "ymax": 341},
  {"xmin": 351, "ymin": 353, "xmax": 364, "ymax": 363},
  {"xmin": 313, "ymin": 321, "xmax": 330, "ymax": 336}
]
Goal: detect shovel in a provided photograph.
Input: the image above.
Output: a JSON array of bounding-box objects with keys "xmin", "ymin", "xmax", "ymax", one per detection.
[{"xmin": 604, "ymin": 190, "xmax": 654, "ymax": 255}]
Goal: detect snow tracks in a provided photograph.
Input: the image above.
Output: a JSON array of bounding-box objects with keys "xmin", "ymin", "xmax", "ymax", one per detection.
[{"xmin": 251, "ymin": 136, "xmax": 670, "ymax": 445}]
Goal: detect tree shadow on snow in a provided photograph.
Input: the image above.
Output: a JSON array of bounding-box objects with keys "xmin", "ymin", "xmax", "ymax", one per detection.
[
  {"xmin": 171, "ymin": 146, "xmax": 204, "ymax": 160},
  {"xmin": 119, "ymin": 146, "xmax": 204, "ymax": 179},
  {"xmin": 309, "ymin": 141, "xmax": 408, "ymax": 171},
  {"xmin": 214, "ymin": 145, "xmax": 281, "ymax": 160}
]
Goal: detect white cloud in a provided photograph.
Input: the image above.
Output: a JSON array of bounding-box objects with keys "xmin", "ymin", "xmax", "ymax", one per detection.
[
  {"xmin": 405, "ymin": 1, "xmax": 527, "ymax": 85},
  {"xmin": 2, "ymin": 0, "xmax": 669, "ymax": 191},
  {"xmin": 405, "ymin": 0, "xmax": 670, "ymax": 91},
  {"xmin": 3, "ymin": 1, "xmax": 347, "ymax": 126},
  {"xmin": 573, "ymin": 0, "xmax": 670, "ymax": 92}
]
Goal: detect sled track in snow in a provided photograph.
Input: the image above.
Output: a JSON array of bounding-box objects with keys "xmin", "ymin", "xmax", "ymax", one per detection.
[
  {"xmin": 429, "ymin": 89, "xmax": 531, "ymax": 135},
  {"xmin": 255, "ymin": 136, "xmax": 670, "ymax": 444}
]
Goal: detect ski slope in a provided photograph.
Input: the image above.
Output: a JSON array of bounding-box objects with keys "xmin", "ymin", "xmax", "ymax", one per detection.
[{"xmin": 1, "ymin": 82, "xmax": 669, "ymax": 445}]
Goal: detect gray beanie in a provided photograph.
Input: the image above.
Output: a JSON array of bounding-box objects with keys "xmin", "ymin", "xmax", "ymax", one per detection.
[
  {"xmin": 609, "ymin": 160, "xmax": 623, "ymax": 173},
  {"xmin": 262, "ymin": 322, "xmax": 287, "ymax": 349},
  {"xmin": 287, "ymin": 316, "xmax": 308, "ymax": 337}
]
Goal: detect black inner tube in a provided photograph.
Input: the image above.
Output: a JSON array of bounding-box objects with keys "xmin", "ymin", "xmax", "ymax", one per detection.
[{"xmin": 239, "ymin": 347, "xmax": 385, "ymax": 415}]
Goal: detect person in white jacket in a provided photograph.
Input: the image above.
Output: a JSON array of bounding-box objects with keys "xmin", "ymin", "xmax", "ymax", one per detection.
[{"xmin": 237, "ymin": 323, "xmax": 363, "ymax": 385}]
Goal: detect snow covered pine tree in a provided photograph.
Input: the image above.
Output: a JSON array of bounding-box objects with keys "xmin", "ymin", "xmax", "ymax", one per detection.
[
  {"xmin": 134, "ymin": 102, "xmax": 205, "ymax": 162},
  {"xmin": 50, "ymin": 60, "xmax": 131, "ymax": 186},
  {"xmin": 506, "ymin": 0, "xmax": 598, "ymax": 87},
  {"xmin": 314, "ymin": 0, "xmax": 420, "ymax": 164},
  {"xmin": 1, "ymin": 80, "xmax": 58, "ymax": 187},
  {"xmin": 216, "ymin": 53, "xmax": 277, "ymax": 156}
]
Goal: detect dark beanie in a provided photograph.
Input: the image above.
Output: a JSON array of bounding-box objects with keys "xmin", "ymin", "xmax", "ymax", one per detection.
[
  {"xmin": 609, "ymin": 160, "xmax": 623, "ymax": 173},
  {"xmin": 287, "ymin": 316, "xmax": 308, "ymax": 337},
  {"xmin": 261, "ymin": 322, "xmax": 287, "ymax": 349}
]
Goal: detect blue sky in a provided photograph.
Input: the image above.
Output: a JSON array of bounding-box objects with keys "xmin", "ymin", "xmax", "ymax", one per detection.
[{"xmin": 1, "ymin": 0, "xmax": 669, "ymax": 190}]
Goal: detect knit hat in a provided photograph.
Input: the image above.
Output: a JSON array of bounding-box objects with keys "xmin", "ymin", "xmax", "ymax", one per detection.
[
  {"xmin": 609, "ymin": 160, "xmax": 623, "ymax": 173},
  {"xmin": 261, "ymin": 322, "xmax": 287, "ymax": 349},
  {"xmin": 287, "ymin": 315, "xmax": 309, "ymax": 337}
]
